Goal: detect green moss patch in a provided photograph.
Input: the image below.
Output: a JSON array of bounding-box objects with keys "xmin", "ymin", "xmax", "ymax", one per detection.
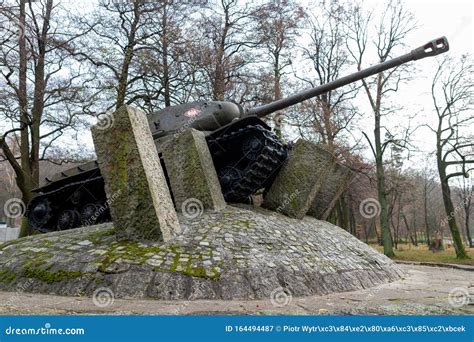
[
  {"xmin": 0, "ymin": 268, "xmax": 17, "ymax": 284},
  {"xmin": 96, "ymin": 240, "xmax": 222, "ymax": 280},
  {"xmin": 86, "ymin": 227, "xmax": 116, "ymax": 244},
  {"xmin": 19, "ymin": 257, "xmax": 86, "ymax": 284},
  {"xmin": 22, "ymin": 267, "xmax": 84, "ymax": 284}
]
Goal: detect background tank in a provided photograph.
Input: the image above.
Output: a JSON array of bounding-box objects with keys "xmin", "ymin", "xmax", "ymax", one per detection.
[{"xmin": 27, "ymin": 37, "xmax": 449, "ymax": 232}]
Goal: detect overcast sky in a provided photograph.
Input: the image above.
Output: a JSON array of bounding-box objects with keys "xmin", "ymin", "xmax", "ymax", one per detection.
[
  {"xmin": 292, "ymin": 0, "xmax": 473, "ymax": 171},
  {"xmin": 3, "ymin": 0, "xmax": 473, "ymax": 173}
]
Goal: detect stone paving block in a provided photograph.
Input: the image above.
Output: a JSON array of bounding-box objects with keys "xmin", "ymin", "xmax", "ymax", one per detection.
[
  {"xmin": 91, "ymin": 105, "xmax": 180, "ymax": 242},
  {"xmin": 0, "ymin": 205, "xmax": 406, "ymax": 301},
  {"xmin": 262, "ymin": 140, "xmax": 336, "ymax": 219},
  {"xmin": 162, "ymin": 128, "xmax": 226, "ymax": 212},
  {"xmin": 308, "ymin": 163, "xmax": 355, "ymax": 220}
]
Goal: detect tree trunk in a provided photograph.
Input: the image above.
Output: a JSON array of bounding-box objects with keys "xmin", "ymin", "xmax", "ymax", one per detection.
[
  {"xmin": 437, "ymin": 157, "xmax": 469, "ymax": 258},
  {"xmin": 423, "ymin": 180, "xmax": 431, "ymax": 246},
  {"xmin": 411, "ymin": 205, "xmax": 418, "ymax": 246},
  {"xmin": 375, "ymin": 117, "xmax": 394, "ymax": 256},
  {"xmin": 402, "ymin": 215, "xmax": 416, "ymax": 245},
  {"xmin": 17, "ymin": 0, "xmax": 33, "ymax": 238},
  {"xmin": 465, "ymin": 210, "xmax": 473, "ymax": 248},
  {"xmin": 162, "ymin": 4, "xmax": 171, "ymax": 107},
  {"xmin": 272, "ymin": 54, "xmax": 283, "ymax": 138},
  {"xmin": 116, "ymin": 5, "xmax": 140, "ymax": 109},
  {"xmin": 212, "ymin": 14, "xmax": 229, "ymax": 102},
  {"xmin": 349, "ymin": 205, "xmax": 356, "ymax": 236}
]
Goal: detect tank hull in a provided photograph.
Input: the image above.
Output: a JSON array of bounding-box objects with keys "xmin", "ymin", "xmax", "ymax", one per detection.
[{"xmin": 27, "ymin": 117, "xmax": 287, "ymax": 232}]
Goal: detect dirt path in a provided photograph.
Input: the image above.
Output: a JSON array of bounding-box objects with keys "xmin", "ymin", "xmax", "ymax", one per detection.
[{"xmin": 0, "ymin": 264, "xmax": 472, "ymax": 315}]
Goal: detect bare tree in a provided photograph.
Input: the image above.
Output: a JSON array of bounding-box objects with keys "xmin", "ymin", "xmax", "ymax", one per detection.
[
  {"xmin": 420, "ymin": 166, "xmax": 438, "ymax": 246},
  {"xmin": 346, "ymin": 0, "xmax": 416, "ymax": 257},
  {"xmin": 254, "ymin": 0, "xmax": 304, "ymax": 138},
  {"xmin": 0, "ymin": 135, "xmax": 20, "ymax": 223},
  {"xmin": 125, "ymin": 1, "xmax": 202, "ymax": 111},
  {"xmin": 196, "ymin": 0, "xmax": 258, "ymax": 102},
  {"xmin": 292, "ymin": 1, "xmax": 358, "ymax": 147},
  {"xmin": 457, "ymin": 175, "xmax": 473, "ymax": 248},
  {"xmin": 72, "ymin": 0, "xmax": 168, "ymax": 112},
  {"xmin": 0, "ymin": 0, "xmax": 95, "ymax": 236},
  {"xmin": 429, "ymin": 55, "xmax": 473, "ymax": 259}
]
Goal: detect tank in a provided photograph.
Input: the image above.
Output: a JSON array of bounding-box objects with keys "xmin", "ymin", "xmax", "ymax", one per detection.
[{"xmin": 26, "ymin": 37, "xmax": 449, "ymax": 232}]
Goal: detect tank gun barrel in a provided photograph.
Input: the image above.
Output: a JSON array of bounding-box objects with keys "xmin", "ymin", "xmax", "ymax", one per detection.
[{"xmin": 246, "ymin": 37, "xmax": 449, "ymax": 118}]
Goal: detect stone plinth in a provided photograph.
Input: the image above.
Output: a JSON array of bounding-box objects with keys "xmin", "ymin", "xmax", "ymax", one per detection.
[
  {"xmin": 308, "ymin": 164, "xmax": 354, "ymax": 220},
  {"xmin": 162, "ymin": 129, "xmax": 226, "ymax": 212},
  {"xmin": 91, "ymin": 105, "xmax": 180, "ymax": 242},
  {"xmin": 0, "ymin": 205, "xmax": 405, "ymax": 300},
  {"xmin": 262, "ymin": 140, "xmax": 335, "ymax": 219}
]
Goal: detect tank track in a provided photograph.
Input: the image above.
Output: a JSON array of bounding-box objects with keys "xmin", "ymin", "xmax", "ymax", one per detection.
[
  {"xmin": 28, "ymin": 124, "xmax": 287, "ymax": 232},
  {"xmin": 26, "ymin": 175, "xmax": 108, "ymax": 233},
  {"xmin": 207, "ymin": 124, "xmax": 288, "ymax": 202}
]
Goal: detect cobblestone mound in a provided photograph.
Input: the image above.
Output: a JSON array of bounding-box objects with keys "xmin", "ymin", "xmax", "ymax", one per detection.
[{"xmin": 0, "ymin": 205, "xmax": 404, "ymax": 300}]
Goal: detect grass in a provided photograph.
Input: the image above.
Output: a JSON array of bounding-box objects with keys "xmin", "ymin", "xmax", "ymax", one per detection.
[{"xmin": 371, "ymin": 243, "xmax": 474, "ymax": 266}]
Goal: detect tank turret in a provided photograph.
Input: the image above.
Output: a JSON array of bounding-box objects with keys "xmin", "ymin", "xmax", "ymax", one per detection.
[
  {"xmin": 27, "ymin": 37, "xmax": 449, "ymax": 232},
  {"xmin": 148, "ymin": 37, "xmax": 448, "ymax": 135}
]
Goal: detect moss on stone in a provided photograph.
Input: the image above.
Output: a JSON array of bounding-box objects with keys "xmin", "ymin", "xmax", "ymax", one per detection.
[
  {"xmin": 98, "ymin": 241, "xmax": 170, "ymax": 271},
  {"xmin": 0, "ymin": 268, "xmax": 16, "ymax": 284},
  {"xmin": 22, "ymin": 267, "xmax": 84, "ymax": 284},
  {"xmin": 232, "ymin": 219, "xmax": 253, "ymax": 229},
  {"xmin": 94, "ymin": 239, "xmax": 222, "ymax": 280},
  {"xmin": 34, "ymin": 239, "xmax": 53, "ymax": 248},
  {"xmin": 0, "ymin": 240, "xmax": 17, "ymax": 250},
  {"xmin": 19, "ymin": 257, "xmax": 85, "ymax": 284},
  {"xmin": 86, "ymin": 228, "xmax": 116, "ymax": 244},
  {"xmin": 181, "ymin": 266, "xmax": 220, "ymax": 280}
]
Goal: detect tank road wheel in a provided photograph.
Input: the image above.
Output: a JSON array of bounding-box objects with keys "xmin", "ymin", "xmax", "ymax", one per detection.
[
  {"xmin": 218, "ymin": 167, "xmax": 243, "ymax": 191},
  {"xmin": 80, "ymin": 203, "xmax": 99, "ymax": 226},
  {"xmin": 95, "ymin": 200, "xmax": 110, "ymax": 221},
  {"xmin": 57, "ymin": 210, "xmax": 80, "ymax": 231},
  {"xmin": 242, "ymin": 133, "xmax": 264, "ymax": 161},
  {"xmin": 70, "ymin": 188, "xmax": 85, "ymax": 205},
  {"xmin": 27, "ymin": 198, "xmax": 52, "ymax": 232}
]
